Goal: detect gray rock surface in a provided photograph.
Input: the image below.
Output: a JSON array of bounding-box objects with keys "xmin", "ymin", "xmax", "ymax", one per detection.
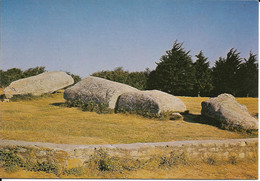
[
  {"xmin": 4, "ymin": 71, "xmax": 74, "ymax": 98},
  {"xmin": 0, "ymin": 138, "xmax": 257, "ymax": 152},
  {"xmin": 201, "ymin": 93, "xmax": 258, "ymax": 131},
  {"xmin": 63, "ymin": 76, "xmax": 139, "ymax": 109},
  {"xmin": 116, "ymin": 90, "xmax": 186, "ymax": 114}
]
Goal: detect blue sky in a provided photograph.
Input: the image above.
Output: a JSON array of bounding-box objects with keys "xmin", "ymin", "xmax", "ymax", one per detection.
[{"xmin": 1, "ymin": 0, "xmax": 258, "ymax": 78}]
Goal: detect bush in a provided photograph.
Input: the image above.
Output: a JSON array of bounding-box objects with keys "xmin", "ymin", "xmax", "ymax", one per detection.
[
  {"xmin": 0, "ymin": 149, "xmax": 24, "ymax": 172},
  {"xmin": 228, "ymin": 155, "xmax": 237, "ymax": 165},
  {"xmin": 0, "ymin": 149, "xmax": 58, "ymax": 175},
  {"xmin": 205, "ymin": 155, "xmax": 217, "ymax": 165},
  {"xmin": 64, "ymin": 167, "xmax": 85, "ymax": 176},
  {"xmin": 116, "ymin": 107, "xmax": 174, "ymax": 120},
  {"xmin": 26, "ymin": 161, "xmax": 58, "ymax": 174},
  {"xmin": 66, "ymin": 100, "xmax": 113, "ymax": 114},
  {"xmin": 159, "ymin": 151, "xmax": 187, "ymax": 168},
  {"xmin": 85, "ymin": 149, "xmax": 142, "ymax": 172}
]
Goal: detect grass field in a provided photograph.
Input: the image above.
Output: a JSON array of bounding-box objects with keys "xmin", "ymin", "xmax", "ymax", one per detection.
[
  {"xmin": 0, "ymin": 90, "xmax": 258, "ymax": 145},
  {"xmin": 0, "ymin": 89, "xmax": 258, "ymax": 179}
]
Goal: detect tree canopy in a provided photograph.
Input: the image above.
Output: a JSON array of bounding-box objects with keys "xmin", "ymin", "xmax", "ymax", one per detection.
[
  {"xmin": 147, "ymin": 41, "xmax": 196, "ymax": 96},
  {"xmin": 92, "ymin": 67, "xmax": 150, "ymax": 90},
  {"xmin": 1, "ymin": 41, "xmax": 258, "ymax": 97},
  {"xmin": 193, "ymin": 51, "xmax": 213, "ymax": 97},
  {"xmin": 212, "ymin": 49, "xmax": 242, "ymax": 96}
]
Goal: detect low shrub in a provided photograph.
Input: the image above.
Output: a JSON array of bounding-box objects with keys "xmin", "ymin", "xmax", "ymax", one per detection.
[
  {"xmin": 116, "ymin": 107, "xmax": 174, "ymax": 120},
  {"xmin": 0, "ymin": 149, "xmax": 58, "ymax": 175},
  {"xmin": 159, "ymin": 151, "xmax": 187, "ymax": 168},
  {"xmin": 66, "ymin": 100, "xmax": 113, "ymax": 114},
  {"xmin": 0, "ymin": 149, "xmax": 24, "ymax": 172},
  {"xmin": 25, "ymin": 161, "xmax": 58, "ymax": 175},
  {"xmin": 85, "ymin": 149, "xmax": 142, "ymax": 172},
  {"xmin": 228, "ymin": 155, "xmax": 237, "ymax": 165},
  {"xmin": 64, "ymin": 167, "xmax": 85, "ymax": 176},
  {"xmin": 205, "ymin": 155, "xmax": 217, "ymax": 165}
]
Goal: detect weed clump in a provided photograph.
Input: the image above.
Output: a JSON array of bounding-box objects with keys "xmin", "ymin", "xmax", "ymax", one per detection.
[
  {"xmin": 0, "ymin": 150, "xmax": 24, "ymax": 172},
  {"xmin": 205, "ymin": 155, "xmax": 217, "ymax": 165},
  {"xmin": 228, "ymin": 155, "xmax": 237, "ymax": 165},
  {"xmin": 0, "ymin": 149, "xmax": 57, "ymax": 175},
  {"xmin": 25, "ymin": 161, "xmax": 58, "ymax": 174},
  {"xmin": 63, "ymin": 167, "xmax": 85, "ymax": 176},
  {"xmin": 159, "ymin": 151, "xmax": 187, "ymax": 168},
  {"xmin": 85, "ymin": 149, "xmax": 142, "ymax": 172}
]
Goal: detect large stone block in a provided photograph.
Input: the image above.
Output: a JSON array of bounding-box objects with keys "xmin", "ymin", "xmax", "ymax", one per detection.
[
  {"xmin": 64, "ymin": 76, "xmax": 138, "ymax": 109},
  {"xmin": 116, "ymin": 90, "xmax": 186, "ymax": 114},
  {"xmin": 201, "ymin": 93, "xmax": 258, "ymax": 131},
  {"xmin": 4, "ymin": 71, "xmax": 74, "ymax": 98}
]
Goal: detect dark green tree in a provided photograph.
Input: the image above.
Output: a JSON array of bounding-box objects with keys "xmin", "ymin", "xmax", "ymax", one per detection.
[
  {"xmin": 147, "ymin": 41, "xmax": 196, "ymax": 96},
  {"xmin": 127, "ymin": 68, "xmax": 150, "ymax": 90},
  {"xmin": 23, "ymin": 66, "xmax": 46, "ymax": 78},
  {"xmin": 92, "ymin": 67, "xmax": 149, "ymax": 90},
  {"xmin": 0, "ymin": 70, "xmax": 8, "ymax": 87},
  {"xmin": 146, "ymin": 70, "xmax": 158, "ymax": 90},
  {"xmin": 0, "ymin": 66, "xmax": 46, "ymax": 87},
  {"xmin": 193, "ymin": 51, "xmax": 213, "ymax": 97},
  {"xmin": 237, "ymin": 52, "xmax": 258, "ymax": 97},
  {"xmin": 4, "ymin": 68, "xmax": 23, "ymax": 87},
  {"xmin": 66, "ymin": 72, "xmax": 81, "ymax": 85},
  {"xmin": 92, "ymin": 67, "xmax": 129, "ymax": 84},
  {"xmin": 212, "ymin": 48, "xmax": 242, "ymax": 96}
]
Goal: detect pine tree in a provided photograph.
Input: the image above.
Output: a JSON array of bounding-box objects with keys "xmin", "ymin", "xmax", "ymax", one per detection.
[
  {"xmin": 212, "ymin": 48, "xmax": 242, "ymax": 96},
  {"xmin": 193, "ymin": 51, "xmax": 213, "ymax": 97},
  {"xmin": 147, "ymin": 41, "xmax": 195, "ymax": 96},
  {"xmin": 237, "ymin": 52, "xmax": 258, "ymax": 97}
]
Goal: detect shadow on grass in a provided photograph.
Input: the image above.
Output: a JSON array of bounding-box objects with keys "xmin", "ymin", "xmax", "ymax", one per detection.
[
  {"xmin": 50, "ymin": 102, "xmax": 66, "ymax": 107},
  {"xmin": 181, "ymin": 111, "xmax": 258, "ymax": 137},
  {"xmin": 181, "ymin": 111, "xmax": 230, "ymax": 130}
]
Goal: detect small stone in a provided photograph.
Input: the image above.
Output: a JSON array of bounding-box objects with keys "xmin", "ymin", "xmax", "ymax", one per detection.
[
  {"xmin": 67, "ymin": 158, "xmax": 83, "ymax": 169},
  {"xmin": 39, "ymin": 151, "xmax": 47, "ymax": 156},
  {"xmin": 74, "ymin": 149, "xmax": 84, "ymax": 157},
  {"xmin": 239, "ymin": 153, "xmax": 245, "ymax": 158},
  {"xmin": 240, "ymin": 142, "xmax": 246, "ymax": 147},
  {"xmin": 223, "ymin": 152, "xmax": 229, "ymax": 158}
]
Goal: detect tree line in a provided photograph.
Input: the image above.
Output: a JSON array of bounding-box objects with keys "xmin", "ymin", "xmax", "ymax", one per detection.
[
  {"xmin": 0, "ymin": 66, "xmax": 81, "ymax": 88},
  {"xmin": 93, "ymin": 41, "xmax": 258, "ymax": 97},
  {"xmin": 0, "ymin": 41, "xmax": 257, "ymax": 97},
  {"xmin": 92, "ymin": 67, "xmax": 150, "ymax": 90}
]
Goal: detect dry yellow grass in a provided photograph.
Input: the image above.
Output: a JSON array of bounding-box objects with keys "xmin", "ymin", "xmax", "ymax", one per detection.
[
  {"xmin": 0, "ymin": 161, "xmax": 257, "ymax": 179},
  {"xmin": 0, "ymin": 90, "xmax": 257, "ymax": 145},
  {"xmin": 0, "ymin": 89, "xmax": 258, "ymax": 179},
  {"xmin": 1, "ymin": 91, "xmax": 256, "ymax": 145},
  {"xmin": 126, "ymin": 162, "xmax": 258, "ymax": 179}
]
